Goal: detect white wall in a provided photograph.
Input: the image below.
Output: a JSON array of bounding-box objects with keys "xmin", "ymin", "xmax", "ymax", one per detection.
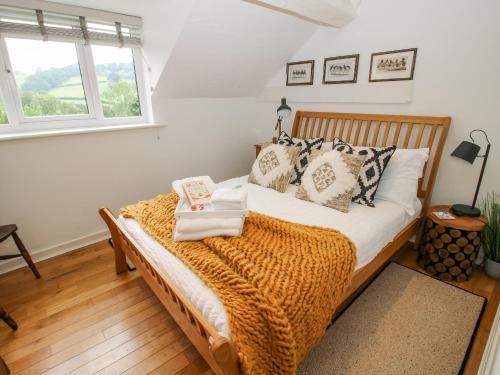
[
  {"xmin": 478, "ymin": 306, "xmax": 500, "ymax": 375},
  {"xmin": 257, "ymin": 0, "xmax": 500, "ymax": 206},
  {"xmin": 0, "ymin": 97, "xmax": 258, "ymax": 272}
]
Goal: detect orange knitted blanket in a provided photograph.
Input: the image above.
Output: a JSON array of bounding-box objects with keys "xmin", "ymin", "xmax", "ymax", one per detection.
[{"xmin": 121, "ymin": 193, "xmax": 356, "ymax": 374}]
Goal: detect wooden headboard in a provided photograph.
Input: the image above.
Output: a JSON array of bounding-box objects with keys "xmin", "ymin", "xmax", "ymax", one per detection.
[{"xmin": 291, "ymin": 111, "xmax": 451, "ymax": 213}]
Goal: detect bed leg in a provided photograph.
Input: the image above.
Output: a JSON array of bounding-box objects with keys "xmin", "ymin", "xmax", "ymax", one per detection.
[
  {"xmin": 210, "ymin": 337, "xmax": 241, "ymax": 375},
  {"xmin": 114, "ymin": 246, "xmax": 128, "ymax": 274},
  {"xmin": 99, "ymin": 208, "xmax": 128, "ymax": 275}
]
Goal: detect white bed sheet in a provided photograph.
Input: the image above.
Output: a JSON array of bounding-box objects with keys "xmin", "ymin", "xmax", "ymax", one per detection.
[{"xmin": 118, "ymin": 176, "xmax": 421, "ymax": 338}]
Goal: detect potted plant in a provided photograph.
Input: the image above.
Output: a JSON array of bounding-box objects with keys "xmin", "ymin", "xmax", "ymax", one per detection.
[{"xmin": 482, "ymin": 192, "xmax": 500, "ymax": 279}]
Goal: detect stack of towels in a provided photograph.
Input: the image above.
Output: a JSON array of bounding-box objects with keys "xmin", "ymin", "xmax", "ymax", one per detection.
[{"xmin": 172, "ymin": 176, "xmax": 247, "ymax": 241}]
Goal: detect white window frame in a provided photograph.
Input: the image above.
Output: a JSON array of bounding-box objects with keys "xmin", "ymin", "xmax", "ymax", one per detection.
[{"xmin": 0, "ymin": 36, "xmax": 151, "ymax": 137}]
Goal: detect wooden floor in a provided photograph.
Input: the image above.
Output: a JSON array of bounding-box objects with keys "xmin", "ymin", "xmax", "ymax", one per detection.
[
  {"xmin": 0, "ymin": 241, "xmax": 212, "ymax": 375},
  {"xmin": 0, "ymin": 241, "xmax": 498, "ymax": 374}
]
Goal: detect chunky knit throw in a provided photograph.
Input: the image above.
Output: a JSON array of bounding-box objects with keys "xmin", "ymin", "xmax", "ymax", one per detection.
[{"xmin": 121, "ymin": 193, "xmax": 356, "ymax": 374}]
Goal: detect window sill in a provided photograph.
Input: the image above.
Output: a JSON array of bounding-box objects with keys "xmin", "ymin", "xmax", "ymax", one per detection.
[{"xmin": 0, "ymin": 123, "xmax": 166, "ymax": 141}]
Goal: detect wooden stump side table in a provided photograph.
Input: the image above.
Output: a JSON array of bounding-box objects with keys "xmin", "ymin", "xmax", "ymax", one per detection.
[{"xmin": 417, "ymin": 205, "xmax": 487, "ymax": 282}]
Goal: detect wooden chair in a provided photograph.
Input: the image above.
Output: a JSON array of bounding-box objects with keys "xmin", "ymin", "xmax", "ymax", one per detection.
[
  {"xmin": 0, "ymin": 306, "xmax": 17, "ymax": 330},
  {"xmin": 0, "ymin": 224, "xmax": 40, "ymax": 332},
  {"xmin": 0, "ymin": 224, "xmax": 40, "ymax": 279}
]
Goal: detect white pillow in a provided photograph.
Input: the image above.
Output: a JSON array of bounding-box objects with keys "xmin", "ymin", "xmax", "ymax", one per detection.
[
  {"xmin": 375, "ymin": 148, "xmax": 429, "ymax": 216},
  {"xmin": 320, "ymin": 141, "xmax": 333, "ymax": 151}
]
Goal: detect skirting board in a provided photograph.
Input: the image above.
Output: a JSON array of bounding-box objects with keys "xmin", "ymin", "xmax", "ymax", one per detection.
[
  {"xmin": 0, "ymin": 229, "xmax": 109, "ymax": 275},
  {"xmin": 478, "ymin": 305, "xmax": 500, "ymax": 375},
  {"xmin": 258, "ymin": 81, "xmax": 413, "ymax": 104}
]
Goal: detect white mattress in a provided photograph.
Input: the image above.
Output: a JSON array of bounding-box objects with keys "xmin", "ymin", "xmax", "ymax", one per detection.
[{"xmin": 118, "ymin": 176, "xmax": 421, "ymax": 338}]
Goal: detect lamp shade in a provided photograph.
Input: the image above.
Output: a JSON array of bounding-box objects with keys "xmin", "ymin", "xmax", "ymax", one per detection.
[
  {"xmin": 451, "ymin": 140, "xmax": 481, "ymax": 164},
  {"xmin": 277, "ymin": 97, "xmax": 291, "ymax": 119}
]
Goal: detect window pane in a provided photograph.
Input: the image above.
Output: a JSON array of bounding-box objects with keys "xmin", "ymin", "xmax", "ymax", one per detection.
[
  {"xmin": 0, "ymin": 94, "xmax": 8, "ymax": 124},
  {"xmin": 5, "ymin": 38, "xmax": 88, "ymax": 117},
  {"xmin": 91, "ymin": 45, "xmax": 141, "ymax": 118}
]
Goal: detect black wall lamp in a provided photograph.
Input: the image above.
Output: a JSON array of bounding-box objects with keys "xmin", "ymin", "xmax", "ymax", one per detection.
[
  {"xmin": 450, "ymin": 129, "xmax": 491, "ymax": 217},
  {"xmin": 274, "ymin": 98, "xmax": 291, "ymax": 141}
]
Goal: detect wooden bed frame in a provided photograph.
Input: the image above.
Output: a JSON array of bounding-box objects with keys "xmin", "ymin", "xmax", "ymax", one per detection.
[{"xmin": 99, "ymin": 111, "xmax": 450, "ymax": 375}]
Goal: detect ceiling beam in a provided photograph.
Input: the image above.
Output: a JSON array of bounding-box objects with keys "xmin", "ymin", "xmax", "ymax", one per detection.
[{"xmin": 243, "ymin": 0, "xmax": 360, "ymax": 27}]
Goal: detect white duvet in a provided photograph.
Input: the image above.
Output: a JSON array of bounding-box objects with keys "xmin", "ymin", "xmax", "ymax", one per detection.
[{"xmin": 118, "ymin": 176, "xmax": 421, "ymax": 338}]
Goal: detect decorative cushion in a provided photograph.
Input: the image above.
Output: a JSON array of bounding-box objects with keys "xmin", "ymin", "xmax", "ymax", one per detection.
[
  {"xmin": 278, "ymin": 131, "xmax": 323, "ymax": 185},
  {"xmin": 295, "ymin": 149, "xmax": 366, "ymax": 212},
  {"xmin": 332, "ymin": 138, "xmax": 397, "ymax": 207},
  {"xmin": 248, "ymin": 143, "xmax": 301, "ymax": 193}
]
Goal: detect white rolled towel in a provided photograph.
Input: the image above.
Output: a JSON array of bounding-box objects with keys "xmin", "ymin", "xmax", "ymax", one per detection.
[
  {"xmin": 173, "ymin": 227, "xmax": 242, "ymax": 241},
  {"xmin": 175, "ymin": 217, "xmax": 244, "ymax": 234},
  {"xmin": 210, "ymin": 188, "xmax": 247, "ymax": 210}
]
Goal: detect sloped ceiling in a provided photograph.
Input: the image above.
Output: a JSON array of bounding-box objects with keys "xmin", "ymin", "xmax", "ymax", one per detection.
[{"xmin": 153, "ymin": 0, "xmax": 318, "ymax": 98}]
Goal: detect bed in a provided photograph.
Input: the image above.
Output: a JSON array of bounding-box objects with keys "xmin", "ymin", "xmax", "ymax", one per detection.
[{"xmin": 99, "ymin": 111, "xmax": 451, "ymax": 375}]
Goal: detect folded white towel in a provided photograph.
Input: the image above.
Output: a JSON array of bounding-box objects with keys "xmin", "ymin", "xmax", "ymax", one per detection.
[
  {"xmin": 173, "ymin": 227, "xmax": 242, "ymax": 241},
  {"xmin": 210, "ymin": 188, "xmax": 247, "ymax": 210},
  {"xmin": 175, "ymin": 217, "xmax": 244, "ymax": 234}
]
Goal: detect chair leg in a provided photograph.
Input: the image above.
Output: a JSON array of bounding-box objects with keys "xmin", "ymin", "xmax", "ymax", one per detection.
[
  {"xmin": 0, "ymin": 306, "xmax": 17, "ymax": 331},
  {"xmin": 0, "ymin": 354, "xmax": 9, "ymax": 375},
  {"xmin": 11, "ymin": 232, "xmax": 40, "ymax": 279}
]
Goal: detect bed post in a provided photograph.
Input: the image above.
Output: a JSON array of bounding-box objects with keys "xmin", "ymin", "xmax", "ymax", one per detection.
[
  {"xmin": 99, "ymin": 208, "xmax": 128, "ymax": 274},
  {"xmin": 291, "ymin": 111, "xmax": 302, "ymax": 138},
  {"xmin": 210, "ymin": 336, "xmax": 241, "ymax": 375}
]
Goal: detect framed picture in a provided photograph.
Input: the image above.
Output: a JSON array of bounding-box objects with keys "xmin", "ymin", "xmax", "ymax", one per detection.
[
  {"xmin": 323, "ymin": 54, "xmax": 359, "ymax": 84},
  {"xmin": 369, "ymin": 48, "xmax": 417, "ymax": 82},
  {"xmin": 286, "ymin": 60, "xmax": 314, "ymax": 86}
]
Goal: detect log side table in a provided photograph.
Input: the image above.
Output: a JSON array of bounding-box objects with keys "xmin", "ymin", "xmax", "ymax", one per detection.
[{"xmin": 417, "ymin": 205, "xmax": 487, "ymax": 282}]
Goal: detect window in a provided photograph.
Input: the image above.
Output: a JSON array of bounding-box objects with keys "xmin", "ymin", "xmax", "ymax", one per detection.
[
  {"xmin": 0, "ymin": 94, "xmax": 8, "ymax": 124},
  {"xmin": 0, "ymin": 4, "xmax": 148, "ymax": 137},
  {"xmin": 92, "ymin": 45, "xmax": 141, "ymax": 118},
  {"xmin": 5, "ymin": 38, "xmax": 89, "ymax": 117}
]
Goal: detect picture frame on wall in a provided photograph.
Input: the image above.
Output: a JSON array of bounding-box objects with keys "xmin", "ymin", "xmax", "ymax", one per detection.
[
  {"xmin": 286, "ymin": 60, "xmax": 314, "ymax": 86},
  {"xmin": 323, "ymin": 54, "xmax": 359, "ymax": 84},
  {"xmin": 369, "ymin": 48, "xmax": 417, "ymax": 82}
]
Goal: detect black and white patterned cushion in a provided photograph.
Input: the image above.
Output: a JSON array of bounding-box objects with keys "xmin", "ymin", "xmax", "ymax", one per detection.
[
  {"xmin": 332, "ymin": 138, "xmax": 397, "ymax": 207},
  {"xmin": 278, "ymin": 132, "xmax": 324, "ymax": 185}
]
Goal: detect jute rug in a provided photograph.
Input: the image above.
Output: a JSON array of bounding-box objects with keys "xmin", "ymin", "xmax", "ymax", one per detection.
[{"xmin": 298, "ymin": 263, "xmax": 485, "ymax": 375}]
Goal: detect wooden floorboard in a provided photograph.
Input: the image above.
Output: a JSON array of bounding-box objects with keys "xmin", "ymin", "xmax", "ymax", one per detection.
[
  {"xmin": 0, "ymin": 240, "xmax": 497, "ymax": 374},
  {"xmin": 0, "ymin": 241, "xmax": 211, "ymax": 375}
]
